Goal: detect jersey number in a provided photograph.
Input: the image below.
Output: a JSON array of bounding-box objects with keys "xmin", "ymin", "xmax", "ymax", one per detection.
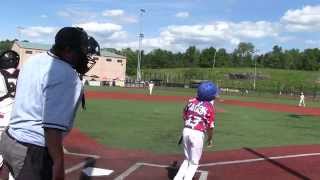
[{"xmin": 185, "ymin": 115, "xmax": 202, "ymax": 129}]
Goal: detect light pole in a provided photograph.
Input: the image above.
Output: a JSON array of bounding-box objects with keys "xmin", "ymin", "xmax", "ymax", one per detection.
[
  {"xmin": 253, "ymin": 49, "xmax": 259, "ymax": 90},
  {"xmin": 212, "ymin": 49, "xmax": 217, "ymax": 69},
  {"xmin": 137, "ymin": 9, "xmax": 145, "ymax": 82}
]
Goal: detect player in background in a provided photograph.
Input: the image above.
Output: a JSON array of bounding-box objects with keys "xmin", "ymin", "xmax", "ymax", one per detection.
[
  {"xmin": 174, "ymin": 81, "xmax": 218, "ymax": 180},
  {"xmin": 0, "ymin": 50, "xmax": 19, "ymax": 180},
  {"xmin": 298, "ymin": 92, "xmax": 306, "ymax": 107},
  {"xmin": 148, "ymin": 81, "xmax": 154, "ymax": 95}
]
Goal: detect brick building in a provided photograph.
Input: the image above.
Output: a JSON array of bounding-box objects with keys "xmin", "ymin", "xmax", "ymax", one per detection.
[{"xmin": 11, "ymin": 41, "xmax": 127, "ymax": 86}]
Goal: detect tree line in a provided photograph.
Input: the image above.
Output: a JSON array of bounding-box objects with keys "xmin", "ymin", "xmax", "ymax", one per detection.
[
  {"xmin": 112, "ymin": 42, "xmax": 320, "ymax": 75},
  {"xmin": 1, "ymin": 40, "xmax": 320, "ymax": 75}
]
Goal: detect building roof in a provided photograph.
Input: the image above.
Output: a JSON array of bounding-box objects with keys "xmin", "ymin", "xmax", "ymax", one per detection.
[
  {"xmin": 15, "ymin": 41, "xmax": 51, "ymax": 50},
  {"xmin": 100, "ymin": 50, "xmax": 126, "ymax": 59},
  {"xmin": 14, "ymin": 41, "xmax": 126, "ymax": 59}
]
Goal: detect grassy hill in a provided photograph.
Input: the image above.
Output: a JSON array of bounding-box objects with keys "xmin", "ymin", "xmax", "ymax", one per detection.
[{"xmin": 142, "ymin": 67, "xmax": 320, "ymax": 95}]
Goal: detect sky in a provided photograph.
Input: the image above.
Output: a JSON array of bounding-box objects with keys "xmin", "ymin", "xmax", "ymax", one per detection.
[{"xmin": 1, "ymin": 0, "xmax": 320, "ymax": 53}]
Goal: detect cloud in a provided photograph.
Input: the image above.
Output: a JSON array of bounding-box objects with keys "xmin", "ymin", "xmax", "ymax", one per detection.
[
  {"xmin": 142, "ymin": 21, "xmax": 279, "ymax": 51},
  {"xmin": 108, "ymin": 31, "xmax": 128, "ymax": 40},
  {"xmin": 281, "ymin": 5, "xmax": 320, "ymax": 32},
  {"xmin": 57, "ymin": 8, "xmax": 97, "ymax": 22},
  {"xmin": 99, "ymin": 20, "xmax": 280, "ymax": 52},
  {"xmin": 176, "ymin": 12, "xmax": 190, "ymax": 18},
  {"xmin": 18, "ymin": 26, "xmax": 57, "ymax": 38},
  {"xmin": 74, "ymin": 22, "xmax": 127, "ymax": 45},
  {"xmin": 102, "ymin": 9, "xmax": 124, "ymax": 17},
  {"xmin": 13, "ymin": 20, "xmax": 280, "ymax": 53},
  {"xmin": 101, "ymin": 9, "xmax": 137, "ymax": 24},
  {"xmin": 74, "ymin": 22, "xmax": 122, "ymax": 33},
  {"xmin": 232, "ymin": 21, "xmax": 279, "ymax": 38},
  {"xmin": 305, "ymin": 39, "xmax": 320, "ymax": 46},
  {"xmin": 40, "ymin": 14, "xmax": 48, "ymax": 18}
]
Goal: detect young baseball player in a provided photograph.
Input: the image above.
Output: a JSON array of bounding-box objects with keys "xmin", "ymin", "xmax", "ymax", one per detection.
[
  {"xmin": 174, "ymin": 81, "xmax": 218, "ymax": 180},
  {"xmin": 148, "ymin": 81, "xmax": 154, "ymax": 95},
  {"xmin": 298, "ymin": 92, "xmax": 306, "ymax": 107}
]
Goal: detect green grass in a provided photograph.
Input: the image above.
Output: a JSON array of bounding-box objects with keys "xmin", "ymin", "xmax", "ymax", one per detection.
[
  {"xmin": 75, "ymin": 99, "xmax": 185, "ymax": 154},
  {"xmin": 221, "ymin": 94, "xmax": 320, "ymax": 107},
  {"xmin": 215, "ymin": 104, "xmax": 320, "ymax": 150},
  {"xmin": 75, "ymin": 98, "xmax": 320, "ymax": 154},
  {"xmin": 85, "ymin": 86, "xmax": 320, "ymax": 107}
]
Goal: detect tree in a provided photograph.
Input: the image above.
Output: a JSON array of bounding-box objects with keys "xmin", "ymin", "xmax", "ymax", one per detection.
[
  {"xmin": 0, "ymin": 40, "xmax": 14, "ymax": 54},
  {"xmin": 199, "ymin": 47, "xmax": 216, "ymax": 68},
  {"xmin": 284, "ymin": 49, "xmax": 301, "ymax": 70},
  {"xmin": 121, "ymin": 48, "xmax": 138, "ymax": 75},
  {"xmin": 301, "ymin": 49, "xmax": 320, "ymax": 70},
  {"xmin": 233, "ymin": 42, "xmax": 255, "ymax": 67},
  {"xmin": 183, "ymin": 46, "xmax": 200, "ymax": 67},
  {"xmin": 143, "ymin": 49, "xmax": 173, "ymax": 68},
  {"xmin": 216, "ymin": 48, "xmax": 231, "ymax": 67}
]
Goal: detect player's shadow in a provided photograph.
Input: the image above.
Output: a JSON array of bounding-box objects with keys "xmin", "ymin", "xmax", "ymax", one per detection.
[
  {"xmin": 166, "ymin": 161, "xmax": 179, "ymax": 180},
  {"xmin": 288, "ymin": 114, "xmax": 306, "ymax": 119},
  {"xmin": 79, "ymin": 157, "xmax": 97, "ymax": 180},
  {"xmin": 243, "ymin": 147, "xmax": 310, "ymax": 180}
]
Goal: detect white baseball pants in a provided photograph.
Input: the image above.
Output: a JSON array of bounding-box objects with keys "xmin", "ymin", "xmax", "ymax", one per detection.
[{"xmin": 174, "ymin": 128, "xmax": 204, "ymax": 180}]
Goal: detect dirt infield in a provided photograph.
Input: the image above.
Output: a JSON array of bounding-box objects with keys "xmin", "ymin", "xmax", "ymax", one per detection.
[
  {"xmin": 64, "ymin": 129, "xmax": 320, "ymax": 180},
  {"xmin": 63, "ymin": 91, "xmax": 320, "ymax": 179}
]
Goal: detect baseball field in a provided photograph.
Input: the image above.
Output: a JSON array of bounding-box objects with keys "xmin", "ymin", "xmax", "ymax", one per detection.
[{"xmin": 63, "ymin": 86, "xmax": 320, "ymax": 179}]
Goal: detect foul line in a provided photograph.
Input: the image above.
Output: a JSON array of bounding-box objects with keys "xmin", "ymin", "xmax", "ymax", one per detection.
[
  {"xmin": 64, "ymin": 149, "xmax": 101, "ymax": 175},
  {"xmin": 200, "ymin": 152, "xmax": 320, "ymax": 167},
  {"xmin": 114, "ymin": 162, "xmax": 208, "ymax": 180},
  {"xmin": 114, "ymin": 152, "xmax": 320, "ymax": 180},
  {"xmin": 63, "ymin": 149, "xmax": 320, "ymax": 178}
]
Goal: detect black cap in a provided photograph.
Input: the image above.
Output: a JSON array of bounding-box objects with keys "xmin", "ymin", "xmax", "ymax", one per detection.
[{"xmin": 54, "ymin": 27, "xmax": 88, "ymax": 51}]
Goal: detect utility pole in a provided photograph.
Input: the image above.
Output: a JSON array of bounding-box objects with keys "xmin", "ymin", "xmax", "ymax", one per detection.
[
  {"xmin": 253, "ymin": 49, "xmax": 259, "ymax": 90},
  {"xmin": 212, "ymin": 49, "xmax": 217, "ymax": 69},
  {"xmin": 137, "ymin": 9, "xmax": 145, "ymax": 81}
]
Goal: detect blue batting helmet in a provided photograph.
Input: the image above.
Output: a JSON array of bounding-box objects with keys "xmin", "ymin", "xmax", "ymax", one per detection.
[{"xmin": 197, "ymin": 81, "xmax": 218, "ymax": 101}]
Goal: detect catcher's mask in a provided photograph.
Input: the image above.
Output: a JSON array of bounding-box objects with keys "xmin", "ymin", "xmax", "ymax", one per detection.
[
  {"xmin": 0, "ymin": 50, "xmax": 20, "ymax": 69},
  {"xmin": 52, "ymin": 27, "xmax": 100, "ymax": 75}
]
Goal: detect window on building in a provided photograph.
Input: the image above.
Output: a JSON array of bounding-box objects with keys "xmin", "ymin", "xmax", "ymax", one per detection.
[
  {"xmin": 106, "ymin": 59, "xmax": 112, "ymax": 62},
  {"xmin": 117, "ymin": 60, "xmax": 123, "ymax": 63},
  {"xmin": 25, "ymin": 50, "xmax": 33, "ymax": 54}
]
